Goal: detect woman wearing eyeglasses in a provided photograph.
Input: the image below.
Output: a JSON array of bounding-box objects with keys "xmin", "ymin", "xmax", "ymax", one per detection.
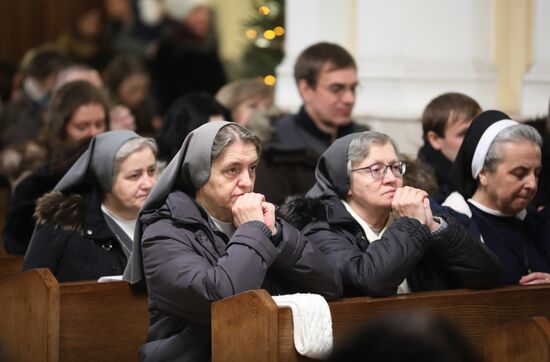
[{"xmin": 280, "ymin": 131, "xmax": 500, "ymax": 297}]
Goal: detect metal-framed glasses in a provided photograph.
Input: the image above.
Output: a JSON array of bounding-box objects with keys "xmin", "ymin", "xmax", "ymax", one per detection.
[{"xmin": 352, "ymin": 161, "xmax": 407, "ymax": 180}]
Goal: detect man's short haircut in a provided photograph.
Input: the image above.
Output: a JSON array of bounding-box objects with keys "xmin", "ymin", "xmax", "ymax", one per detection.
[
  {"xmin": 421, "ymin": 92, "xmax": 481, "ymax": 138},
  {"xmin": 294, "ymin": 42, "xmax": 356, "ymax": 88}
]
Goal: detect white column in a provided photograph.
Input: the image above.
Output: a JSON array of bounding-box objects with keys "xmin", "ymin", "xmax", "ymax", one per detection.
[
  {"xmin": 275, "ymin": 0, "xmax": 355, "ymax": 111},
  {"xmin": 354, "ymin": 0, "xmax": 498, "ymax": 118},
  {"xmin": 521, "ymin": 0, "xmax": 550, "ymax": 118}
]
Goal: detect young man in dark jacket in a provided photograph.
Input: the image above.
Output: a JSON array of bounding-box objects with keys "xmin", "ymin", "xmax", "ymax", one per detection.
[{"xmin": 274, "ymin": 42, "xmax": 367, "ymax": 159}]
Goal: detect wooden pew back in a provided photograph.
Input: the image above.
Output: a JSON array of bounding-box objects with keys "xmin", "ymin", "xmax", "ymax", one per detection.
[
  {"xmin": 0, "ymin": 268, "xmax": 149, "ymax": 362},
  {"xmin": 484, "ymin": 316, "xmax": 550, "ymax": 362},
  {"xmin": 0, "ymin": 268, "xmax": 59, "ymax": 362},
  {"xmin": 212, "ymin": 286, "xmax": 550, "ymax": 362}
]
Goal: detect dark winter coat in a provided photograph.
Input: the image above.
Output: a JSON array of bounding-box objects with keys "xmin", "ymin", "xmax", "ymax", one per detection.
[
  {"xmin": 248, "ymin": 112, "xmax": 319, "ymax": 205},
  {"xmin": 254, "ymin": 143, "xmax": 318, "ymax": 205},
  {"xmin": 417, "ymin": 141, "xmax": 454, "ymax": 202},
  {"xmin": 443, "ymin": 192, "xmax": 550, "ymax": 286},
  {"xmin": 279, "ymin": 195, "xmax": 501, "ymax": 297},
  {"xmin": 3, "ymin": 138, "xmax": 92, "ymax": 255},
  {"xmin": 274, "ymin": 106, "xmax": 367, "ymax": 159},
  {"xmin": 139, "ymin": 189, "xmax": 342, "ymax": 362},
  {"xmin": 152, "ymin": 22, "xmax": 226, "ymax": 113},
  {"xmin": 22, "ymin": 187, "xmax": 127, "ymax": 282},
  {"xmin": 3, "ymin": 165, "xmax": 60, "ymax": 255}
]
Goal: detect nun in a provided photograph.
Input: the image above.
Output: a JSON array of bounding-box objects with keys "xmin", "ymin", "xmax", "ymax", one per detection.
[
  {"xmin": 279, "ymin": 130, "xmax": 501, "ymax": 297},
  {"xmin": 123, "ymin": 121, "xmax": 342, "ymax": 362},
  {"xmin": 443, "ymin": 110, "xmax": 550, "ymax": 286},
  {"xmin": 23, "ymin": 130, "xmax": 158, "ymax": 282}
]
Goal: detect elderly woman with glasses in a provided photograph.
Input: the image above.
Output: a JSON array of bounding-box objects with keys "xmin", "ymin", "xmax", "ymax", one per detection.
[{"xmin": 280, "ymin": 130, "xmax": 500, "ymax": 297}]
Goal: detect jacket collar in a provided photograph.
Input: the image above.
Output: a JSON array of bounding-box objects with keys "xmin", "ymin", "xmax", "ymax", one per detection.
[
  {"xmin": 140, "ymin": 189, "xmax": 212, "ymax": 229},
  {"xmin": 296, "ymin": 106, "xmax": 360, "ymax": 143},
  {"xmin": 279, "ymin": 194, "xmax": 358, "ymax": 230},
  {"xmin": 417, "ymin": 141, "xmax": 453, "ymax": 184},
  {"xmin": 35, "ymin": 186, "xmax": 113, "ymax": 241}
]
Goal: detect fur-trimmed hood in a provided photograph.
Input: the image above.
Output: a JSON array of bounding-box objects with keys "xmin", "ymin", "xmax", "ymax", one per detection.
[
  {"xmin": 277, "ymin": 195, "xmax": 327, "ymax": 230},
  {"xmin": 35, "ymin": 191, "xmax": 85, "ymax": 232}
]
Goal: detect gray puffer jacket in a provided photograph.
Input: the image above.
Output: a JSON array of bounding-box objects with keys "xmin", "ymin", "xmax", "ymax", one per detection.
[{"xmin": 139, "ymin": 190, "xmax": 342, "ymax": 362}]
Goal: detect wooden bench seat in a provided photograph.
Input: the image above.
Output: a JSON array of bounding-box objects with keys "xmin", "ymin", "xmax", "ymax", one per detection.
[
  {"xmin": 3, "ymin": 268, "xmax": 550, "ymax": 361},
  {"xmin": 0, "ymin": 268, "xmax": 149, "ymax": 362}
]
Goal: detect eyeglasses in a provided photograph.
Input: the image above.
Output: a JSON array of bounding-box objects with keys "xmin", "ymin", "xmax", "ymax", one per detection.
[{"xmin": 352, "ymin": 161, "xmax": 407, "ymax": 180}]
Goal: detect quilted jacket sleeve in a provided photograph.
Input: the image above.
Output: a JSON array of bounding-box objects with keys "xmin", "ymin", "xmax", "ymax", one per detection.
[{"xmin": 304, "ymin": 217, "xmax": 434, "ymax": 297}]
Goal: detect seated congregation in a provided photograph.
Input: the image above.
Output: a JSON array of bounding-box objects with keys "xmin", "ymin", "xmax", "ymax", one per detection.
[{"xmin": 0, "ymin": 35, "xmax": 548, "ymax": 361}]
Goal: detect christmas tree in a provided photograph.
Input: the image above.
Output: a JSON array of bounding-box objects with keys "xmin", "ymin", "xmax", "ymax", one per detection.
[{"xmin": 240, "ymin": 0, "xmax": 285, "ymax": 85}]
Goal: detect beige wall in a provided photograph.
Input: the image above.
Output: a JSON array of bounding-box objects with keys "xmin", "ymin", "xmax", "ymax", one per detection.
[
  {"xmin": 211, "ymin": 0, "xmax": 253, "ymax": 78},
  {"xmin": 494, "ymin": 0, "xmax": 532, "ymax": 116}
]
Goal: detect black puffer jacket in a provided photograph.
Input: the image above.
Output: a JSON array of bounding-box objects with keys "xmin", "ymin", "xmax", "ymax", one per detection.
[
  {"xmin": 22, "ymin": 187, "xmax": 127, "ymax": 282},
  {"xmin": 279, "ymin": 195, "xmax": 502, "ymax": 297}
]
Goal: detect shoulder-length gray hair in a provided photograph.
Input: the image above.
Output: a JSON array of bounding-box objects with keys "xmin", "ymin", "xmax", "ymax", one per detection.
[
  {"xmin": 484, "ymin": 124, "xmax": 542, "ymax": 172},
  {"xmin": 346, "ymin": 131, "xmax": 399, "ymax": 176}
]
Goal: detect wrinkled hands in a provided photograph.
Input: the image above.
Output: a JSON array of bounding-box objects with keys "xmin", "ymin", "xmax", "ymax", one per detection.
[
  {"xmin": 391, "ymin": 186, "xmax": 439, "ymax": 232},
  {"xmin": 519, "ymin": 272, "xmax": 550, "ymax": 285},
  {"xmin": 232, "ymin": 192, "xmax": 277, "ymax": 235}
]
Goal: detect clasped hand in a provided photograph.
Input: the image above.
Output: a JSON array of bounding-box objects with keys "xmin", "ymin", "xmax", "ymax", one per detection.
[
  {"xmin": 391, "ymin": 186, "xmax": 439, "ymax": 232},
  {"xmin": 232, "ymin": 192, "xmax": 277, "ymax": 235}
]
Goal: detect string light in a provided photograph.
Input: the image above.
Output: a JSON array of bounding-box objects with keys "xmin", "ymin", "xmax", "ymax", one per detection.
[
  {"xmin": 263, "ymin": 75, "xmax": 276, "ymax": 86},
  {"xmin": 263, "ymin": 30, "xmax": 275, "ymax": 40},
  {"xmin": 245, "ymin": 29, "xmax": 257, "ymax": 39},
  {"xmin": 273, "ymin": 26, "xmax": 285, "ymax": 36},
  {"xmin": 259, "ymin": 6, "xmax": 270, "ymax": 16}
]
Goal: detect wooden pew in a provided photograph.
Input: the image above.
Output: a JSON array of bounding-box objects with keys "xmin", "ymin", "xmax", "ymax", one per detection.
[
  {"xmin": 0, "ymin": 268, "xmax": 149, "ymax": 362},
  {"xmin": 0, "ymin": 255, "xmax": 23, "ymax": 280},
  {"xmin": 484, "ymin": 316, "xmax": 550, "ymax": 362},
  {"xmin": 212, "ymin": 286, "xmax": 550, "ymax": 361}
]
